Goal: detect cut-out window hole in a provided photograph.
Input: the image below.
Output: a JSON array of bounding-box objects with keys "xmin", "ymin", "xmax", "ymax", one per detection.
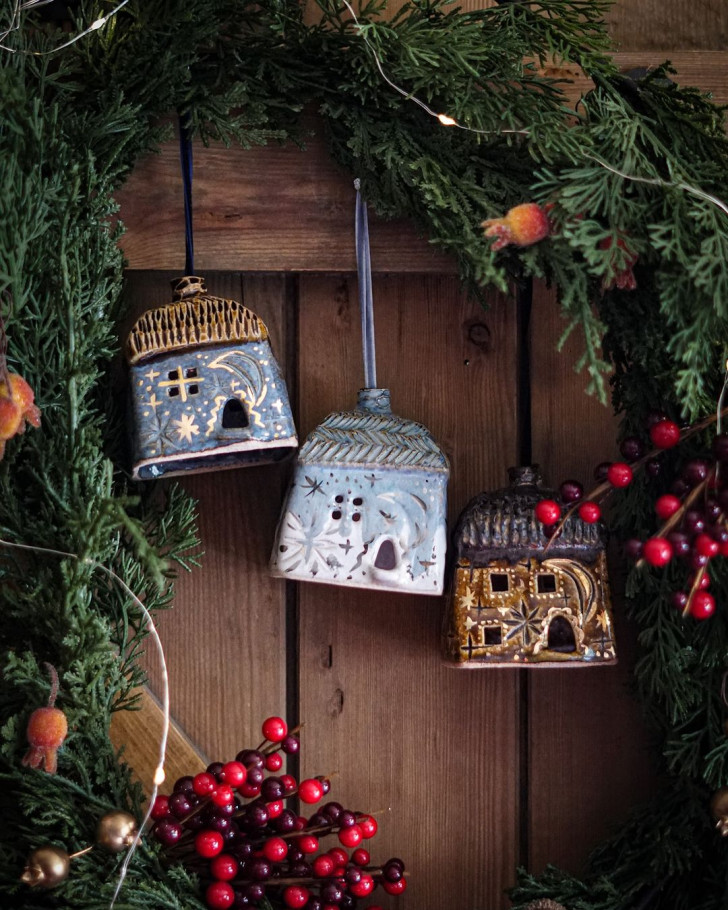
[
  {"xmin": 547, "ymin": 616, "xmax": 576, "ymax": 652},
  {"xmin": 484, "ymin": 626, "xmax": 502, "ymax": 645},
  {"xmin": 185, "ymin": 367, "xmax": 198, "ymax": 378},
  {"xmin": 352, "ymin": 512, "xmax": 361, "ymax": 522},
  {"xmin": 332, "ymin": 510, "xmax": 342, "ymax": 521},
  {"xmin": 189, "ymin": 384, "xmax": 199, "ymax": 395},
  {"xmin": 491, "ymin": 573, "xmax": 509, "ymax": 592},
  {"xmin": 168, "ymin": 369, "xmax": 179, "ymax": 380},
  {"xmin": 168, "ymin": 387, "xmax": 180, "ymax": 398},
  {"xmin": 537, "ymin": 574, "xmax": 557, "ymax": 593},
  {"xmin": 353, "ymin": 497, "xmax": 363, "ymax": 506},
  {"xmin": 335, "ymin": 495, "xmax": 344, "ymax": 503},
  {"xmin": 374, "ymin": 539, "xmax": 396, "ymax": 570},
  {"xmin": 221, "ymin": 398, "xmax": 249, "ymax": 429}
]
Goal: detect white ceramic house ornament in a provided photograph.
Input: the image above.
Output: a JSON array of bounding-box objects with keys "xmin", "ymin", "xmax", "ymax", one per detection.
[{"xmin": 269, "ymin": 182, "xmax": 450, "ymax": 594}]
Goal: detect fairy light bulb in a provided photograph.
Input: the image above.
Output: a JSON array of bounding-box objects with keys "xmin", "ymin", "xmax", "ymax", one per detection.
[
  {"xmin": 89, "ymin": 17, "xmax": 107, "ymax": 31},
  {"xmin": 153, "ymin": 765, "xmax": 166, "ymax": 787},
  {"xmin": 437, "ymin": 113, "xmax": 457, "ymax": 126}
]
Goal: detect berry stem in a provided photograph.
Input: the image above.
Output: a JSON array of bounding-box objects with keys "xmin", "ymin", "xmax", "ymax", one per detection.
[
  {"xmin": 682, "ymin": 566, "xmax": 708, "ymax": 619},
  {"xmin": 44, "ymin": 662, "xmax": 59, "ymax": 708}
]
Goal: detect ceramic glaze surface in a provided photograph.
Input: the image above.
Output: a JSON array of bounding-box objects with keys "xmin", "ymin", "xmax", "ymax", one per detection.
[
  {"xmin": 127, "ymin": 278, "xmax": 296, "ymax": 479},
  {"xmin": 444, "ymin": 466, "xmax": 617, "ymax": 666},
  {"xmin": 271, "ymin": 389, "xmax": 449, "ymax": 594}
]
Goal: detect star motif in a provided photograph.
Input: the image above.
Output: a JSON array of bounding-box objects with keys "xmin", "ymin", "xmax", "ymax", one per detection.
[
  {"xmin": 144, "ymin": 368, "xmax": 161, "ymax": 382},
  {"xmin": 172, "ymin": 413, "xmax": 200, "ymax": 443},
  {"xmin": 339, "ymin": 539, "xmax": 353, "ymax": 555},
  {"xmin": 301, "ymin": 475, "xmax": 325, "ymax": 497},
  {"xmin": 148, "ymin": 393, "xmax": 162, "ymax": 410},
  {"xmin": 364, "ymin": 473, "xmax": 379, "ymax": 487},
  {"xmin": 596, "ymin": 611, "xmax": 610, "ymax": 632},
  {"xmin": 465, "ymin": 615, "xmax": 477, "ymax": 631},
  {"xmin": 460, "ymin": 587, "xmax": 478, "ymax": 609},
  {"xmin": 272, "ymin": 398, "xmax": 284, "ymax": 413}
]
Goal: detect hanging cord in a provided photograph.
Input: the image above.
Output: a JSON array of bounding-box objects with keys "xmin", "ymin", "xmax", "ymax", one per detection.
[
  {"xmin": 354, "ymin": 179, "xmax": 376, "ymax": 389},
  {"xmin": 179, "ymin": 114, "xmax": 194, "ymax": 276}
]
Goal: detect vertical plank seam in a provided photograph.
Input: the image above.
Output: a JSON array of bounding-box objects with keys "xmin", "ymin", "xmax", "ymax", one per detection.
[{"xmin": 517, "ymin": 278, "xmax": 534, "ymax": 871}]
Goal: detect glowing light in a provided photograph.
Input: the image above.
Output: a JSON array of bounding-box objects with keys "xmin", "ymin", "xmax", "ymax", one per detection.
[
  {"xmin": 153, "ymin": 766, "xmax": 166, "ymax": 787},
  {"xmin": 437, "ymin": 113, "xmax": 458, "ymax": 126}
]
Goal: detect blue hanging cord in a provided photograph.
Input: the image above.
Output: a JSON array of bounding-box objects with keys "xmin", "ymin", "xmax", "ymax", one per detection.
[
  {"xmin": 354, "ymin": 179, "xmax": 377, "ymax": 389},
  {"xmin": 179, "ymin": 114, "xmax": 194, "ymax": 276}
]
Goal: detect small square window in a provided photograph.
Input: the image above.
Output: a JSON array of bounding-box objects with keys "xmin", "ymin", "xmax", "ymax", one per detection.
[
  {"xmin": 537, "ymin": 574, "xmax": 557, "ymax": 594},
  {"xmin": 168, "ymin": 369, "xmax": 179, "ymax": 380},
  {"xmin": 168, "ymin": 387, "xmax": 180, "ymax": 397},
  {"xmin": 484, "ymin": 626, "xmax": 502, "ymax": 645},
  {"xmin": 185, "ymin": 367, "xmax": 198, "ymax": 378},
  {"xmin": 189, "ymin": 384, "xmax": 199, "ymax": 395},
  {"xmin": 491, "ymin": 573, "xmax": 509, "ymax": 593}
]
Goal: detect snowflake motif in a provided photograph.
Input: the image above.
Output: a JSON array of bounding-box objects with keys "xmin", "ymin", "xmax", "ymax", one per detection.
[
  {"xmin": 503, "ymin": 598, "xmax": 543, "ymax": 646},
  {"xmin": 300, "ymin": 475, "xmax": 325, "ymax": 497},
  {"xmin": 277, "ymin": 511, "xmax": 340, "ymax": 572},
  {"xmin": 172, "ymin": 413, "xmax": 200, "ymax": 443}
]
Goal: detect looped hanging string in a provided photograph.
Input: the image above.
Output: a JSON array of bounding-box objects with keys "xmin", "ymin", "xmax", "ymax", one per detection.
[
  {"xmin": 354, "ymin": 179, "xmax": 376, "ymax": 389},
  {"xmin": 178, "ymin": 114, "xmax": 195, "ymax": 276}
]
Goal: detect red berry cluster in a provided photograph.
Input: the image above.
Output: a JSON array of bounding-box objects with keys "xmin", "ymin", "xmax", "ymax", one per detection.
[
  {"xmin": 150, "ymin": 717, "xmax": 406, "ymax": 910},
  {"xmin": 535, "ymin": 407, "xmax": 728, "ymax": 622}
]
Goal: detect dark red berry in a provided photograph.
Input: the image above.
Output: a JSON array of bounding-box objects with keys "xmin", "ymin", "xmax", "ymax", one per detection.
[
  {"xmin": 623, "ymin": 539, "xmax": 643, "ymax": 560},
  {"xmin": 646, "ymin": 410, "xmax": 667, "ymax": 428},
  {"xmin": 620, "ymin": 436, "xmax": 645, "ymax": 461},
  {"xmin": 249, "ymin": 858, "xmax": 272, "ymax": 881},
  {"xmin": 667, "ymin": 532, "xmax": 691, "ymax": 558},
  {"xmin": 559, "ymin": 480, "xmax": 583, "ymax": 503},
  {"xmin": 684, "ymin": 510, "xmax": 705, "ymax": 536},
  {"xmin": 153, "ymin": 819, "xmax": 182, "ymax": 846},
  {"xmin": 594, "ymin": 461, "xmax": 611, "ymax": 482},
  {"xmin": 151, "ymin": 795, "xmax": 170, "ymax": 820},
  {"xmin": 607, "ymin": 462, "xmax": 633, "ymax": 488},
  {"xmin": 649, "ymin": 419, "xmax": 680, "ymax": 449},
  {"xmin": 642, "ymin": 537, "xmax": 673, "ymax": 567},
  {"xmin": 351, "ymin": 848, "xmax": 370, "ymax": 866},
  {"xmin": 236, "ymin": 749, "xmax": 265, "ymax": 769},
  {"xmin": 193, "ymin": 772, "xmax": 217, "ymax": 797},
  {"xmin": 713, "ymin": 433, "xmax": 728, "ymax": 463},
  {"xmin": 672, "ymin": 591, "xmax": 688, "ymax": 610},
  {"xmin": 281, "ymin": 735, "xmax": 300, "ymax": 755},
  {"xmin": 682, "ymin": 458, "xmax": 711, "ymax": 487},
  {"xmin": 645, "ymin": 458, "xmax": 661, "ymax": 478}
]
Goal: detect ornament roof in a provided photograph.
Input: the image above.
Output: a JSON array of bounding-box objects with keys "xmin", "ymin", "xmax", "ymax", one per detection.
[
  {"xmin": 126, "ymin": 276, "xmax": 268, "ymax": 365},
  {"xmin": 299, "ymin": 399, "xmax": 448, "ymax": 472},
  {"xmin": 454, "ymin": 465, "xmax": 604, "ymax": 564}
]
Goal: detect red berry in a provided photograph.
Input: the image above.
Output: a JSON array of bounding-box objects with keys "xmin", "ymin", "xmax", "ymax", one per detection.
[
  {"xmin": 607, "ymin": 462, "xmax": 633, "ymax": 488},
  {"xmin": 642, "ymin": 537, "xmax": 673, "ymax": 567},
  {"xmin": 210, "ymin": 854, "xmax": 238, "ymax": 881},
  {"xmin": 649, "ymin": 419, "xmax": 680, "ymax": 449},
  {"xmin": 151, "ymin": 795, "xmax": 170, "ymax": 820},
  {"xmin": 338, "ymin": 823, "xmax": 363, "ymax": 848},
  {"xmin": 349, "ymin": 874, "xmax": 375, "ymax": 898},
  {"xmin": 689, "ymin": 571, "xmax": 711, "ymax": 590},
  {"xmin": 195, "ymin": 830, "xmax": 224, "ymax": 858},
  {"xmin": 205, "ymin": 881, "xmax": 235, "ymax": 909},
  {"xmin": 261, "ymin": 716, "xmax": 288, "ymax": 743},
  {"xmin": 535, "ymin": 499, "xmax": 561, "ymax": 525},
  {"xmin": 297, "ymin": 834, "xmax": 319, "ymax": 854},
  {"xmin": 265, "ymin": 752, "xmax": 283, "ymax": 772},
  {"xmin": 238, "ymin": 781, "xmax": 261, "ymax": 798},
  {"xmin": 283, "ymin": 886, "xmax": 310, "ymax": 909},
  {"xmin": 294, "ymin": 815, "xmax": 308, "ymax": 831},
  {"xmin": 263, "ymin": 836, "xmax": 288, "ymax": 862},
  {"xmin": 351, "ymin": 848, "xmax": 370, "ymax": 866},
  {"xmin": 211, "ymin": 785, "xmax": 234, "ymax": 807},
  {"xmin": 313, "ymin": 854, "xmax": 336, "ymax": 877},
  {"xmin": 328, "ymin": 847, "xmax": 348, "ymax": 866},
  {"xmin": 219, "ymin": 761, "xmax": 246, "ymax": 788},
  {"xmin": 267, "ymin": 799, "xmax": 284, "ymax": 819},
  {"xmin": 383, "ymin": 878, "xmax": 408, "ymax": 896},
  {"xmin": 578, "ymin": 501, "xmax": 601, "ymax": 523},
  {"xmin": 358, "ymin": 815, "xmax": 378, "ymax": 839},
  {"xmin": 695, "ymin": 533, "xmax": 719, "ymax": 558},
  {"xmin": 298, "ymin": 778, "xmax": 324, "ymax": 804},
  {"xmin": 193, "ymin": 772, "xmax": 217, "ymax": 797},
  {"xmin": 280, "ymin": 774, "xmax": 297, "ymax": 794},
  {"xmin": 689, "ymin": 591, "xmax": 716, "ymax": 620},
  {"xmin": 655, "ymin": 494, "xmax": 681, "ymax": 520}
]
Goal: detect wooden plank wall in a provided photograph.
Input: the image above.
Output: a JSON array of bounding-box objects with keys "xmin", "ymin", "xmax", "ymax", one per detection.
[{"xmin": 117, "ymin": 5, "xmax": 726, "ymax": 907}]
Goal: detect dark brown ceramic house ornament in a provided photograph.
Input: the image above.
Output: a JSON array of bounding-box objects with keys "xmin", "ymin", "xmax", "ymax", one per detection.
[{"xmin": 443, "ymin": 466, "xmax": 616, "ymax": 667}]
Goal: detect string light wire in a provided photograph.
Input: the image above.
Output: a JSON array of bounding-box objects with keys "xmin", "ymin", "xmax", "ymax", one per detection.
[
  {"xmin": 0, "ymin": 0, "xmax": 130, "ymax": 54},
  {"xmin": 0, "ymin": 536, "xmax": 169, "ymax": 906}
]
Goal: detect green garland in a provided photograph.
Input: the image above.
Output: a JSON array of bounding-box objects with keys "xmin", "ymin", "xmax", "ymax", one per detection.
[{"xmin": 2, "ymin": 1, "xmax": 728, "ymax": 908}]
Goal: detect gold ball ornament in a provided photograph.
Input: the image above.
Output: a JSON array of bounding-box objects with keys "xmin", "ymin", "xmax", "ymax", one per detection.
[
  {"xmin": 20, "ymin": 845, "xmax": 70, "ymax": 888},
  {"xmin": 710, "ymin": 787, "xmax": 728, "ymax": 836},
  {"xmin": 96, "ymin": 810, "xmax": 138, "ymax": 852}
]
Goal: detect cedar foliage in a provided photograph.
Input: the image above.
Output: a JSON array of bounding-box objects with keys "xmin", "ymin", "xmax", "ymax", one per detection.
[{"xmin": 1, "ymin": 1, "xmax": 728, "ymax": 908}]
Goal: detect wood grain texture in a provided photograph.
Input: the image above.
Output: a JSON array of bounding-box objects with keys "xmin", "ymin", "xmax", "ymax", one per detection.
[
  {"xmin": 109, "ymin": 687, "xmax": 208, "ymax": 794},
  {"xmin": 125, "ymin": 271, "xmax": 293, "ymax": 764},
  {"xmin": 296, "ymin": 275, "xmax": 521, "ymax": 909},
  {"xmin": 527, "ymin": 283, "xmax": 657, "ymax": 873}
]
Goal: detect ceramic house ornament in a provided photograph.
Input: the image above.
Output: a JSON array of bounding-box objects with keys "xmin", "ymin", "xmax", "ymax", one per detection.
[
  {"xmin": 270, "ymin": 181, "xmax": 449, "ymax": 594},
  {"xmin": 127, "ymin": 277, "xmax": 296, "ymax": 479},
  {"xmin": 444, "ymin": 466, "xmax": 616, "ymax": 666},
  {"xmin": 270, "ymin": 387, "xmax": 449, "ymax": 593}
]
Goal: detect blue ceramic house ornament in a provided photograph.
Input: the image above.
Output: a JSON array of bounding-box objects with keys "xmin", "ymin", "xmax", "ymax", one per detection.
[
  {"xmin": 270, "ymin": 181, "xmax": 449, "ymax": 594},
  {"xmin": 270, "ymin": 387, "xmax": 449, "ymax": 594},
  {"xmin": 127, "ymin": 277, "xmax": 297, "ymax": 479}
]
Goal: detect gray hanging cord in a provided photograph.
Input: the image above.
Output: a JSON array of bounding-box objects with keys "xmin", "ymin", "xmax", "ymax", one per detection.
[{"xmin": 354, "ymin": 179, "xmax": 377, "ymax": 389}]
